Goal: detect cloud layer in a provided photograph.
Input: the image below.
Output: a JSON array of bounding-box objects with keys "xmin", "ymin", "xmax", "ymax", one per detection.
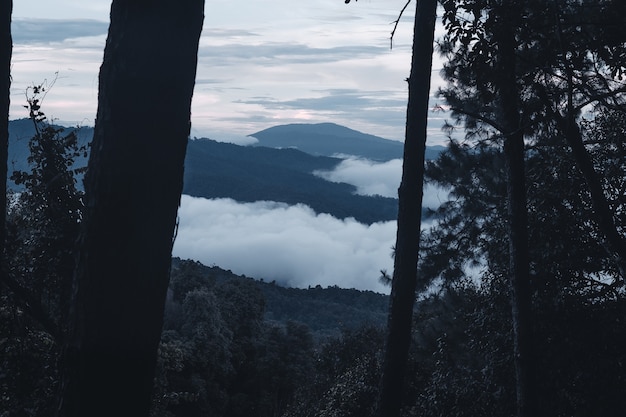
[
  {"xmin": 172, "ymin": 157, "xmax": 449, "ymax": 294},
  {"xmin": 315, "ymin": 157, "xmax": 449, "ymax": 208},
  {"xmin": 173, "ymin": 196, "xmax": 396, "ymax": 293}
]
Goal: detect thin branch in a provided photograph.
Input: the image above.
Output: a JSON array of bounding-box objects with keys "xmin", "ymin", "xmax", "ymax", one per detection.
[
  {"xmin": 390, "ymin": 0, "xmax": 412, "ymax": 49},
  {"xmin": 448, "ymin": 105, "xmax": 506, "ymax": 133}
]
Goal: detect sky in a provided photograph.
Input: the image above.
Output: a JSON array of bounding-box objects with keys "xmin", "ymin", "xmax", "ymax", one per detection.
[
  {"xmin": 9, "ymin": 0, "xmax": 453, "ymax": 293},
  {"xmin": 10, "ymin": 0, "xmax": 450, "ymax": 144}
]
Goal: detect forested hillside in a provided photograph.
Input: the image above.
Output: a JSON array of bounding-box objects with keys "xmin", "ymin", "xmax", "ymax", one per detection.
[
  {"xmin": 170, "ymin": 258, "xmax": 388, "ymax": 339},
  {"xmin": 155, "ymin": 258, "xmax": 390, "ymax": 417},
  {"xmin": 8, "ymin": 120, "xmax": 443, "ymax": 224},
  {"xmin": 183, "ymin": 138, "xmax": 399, "ymax": 224}
]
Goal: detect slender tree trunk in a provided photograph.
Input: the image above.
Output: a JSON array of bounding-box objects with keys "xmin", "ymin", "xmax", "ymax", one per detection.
[
  {"xmin": 59, "ymin": 2, "xmax": 204, "ymax": 417},
  {"xmin": 0, "ymin": 0, "xmax": 12, "ymax": 262},
  {"xmin": 377, "ymin": 1, "xmax": 437, "ymax": 416},
  {"xmin": 495, "ymin": 5, "xmax": 537, "ymax": 417}
]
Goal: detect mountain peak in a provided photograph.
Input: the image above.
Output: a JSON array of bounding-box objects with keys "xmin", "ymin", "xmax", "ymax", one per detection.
[
  {"xmin": 254, "ymin": 122, "xmax": 371, "ymax": 136},
  {"xmin": 249, "ymin": 122, "xmax": 404, "ymax": 161}
]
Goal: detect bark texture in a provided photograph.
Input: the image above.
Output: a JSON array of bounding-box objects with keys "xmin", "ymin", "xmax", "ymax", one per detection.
[
  {"xmin": 377, "ymin": 1, "xmax": 437, "ymax": 416},
  {"xmin": 59, "ymin": 2, "xmax": 204, "ymax": 417}
]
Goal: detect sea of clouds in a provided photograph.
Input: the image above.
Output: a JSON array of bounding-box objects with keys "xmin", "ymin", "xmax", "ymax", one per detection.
[
  {"xmin": 173, "ymin": 197, "xmax": 396, "ymax": 293},
  {"xmin": 172, "ymin": 157, "xmax": 448, "ymax": 294}
]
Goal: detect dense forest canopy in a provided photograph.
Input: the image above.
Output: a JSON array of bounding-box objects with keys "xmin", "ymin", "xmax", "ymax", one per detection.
[{"xmin": 2, "ymin": 0, "xmax": 626, "ymax": 416}]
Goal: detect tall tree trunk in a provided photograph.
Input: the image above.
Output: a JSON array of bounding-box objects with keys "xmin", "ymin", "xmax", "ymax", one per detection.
[
  {"xmin": 377, "ymin": 1, "xmax": 437, "ymax": 416},
  {"xmin": 0, "ymin": 0, "xmax": 11, "ymax": 263},
  {"xmin": 495, "ymin": 5, "xmax": 537, "ymax": 417},
  {"xmin": 59, "ymin": 1, "xmax": 204, "ymax": 417}
]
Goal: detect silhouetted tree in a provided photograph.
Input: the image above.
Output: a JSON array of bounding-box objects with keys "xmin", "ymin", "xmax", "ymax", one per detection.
[
  {"xmin": 1, "ymin": 96, "xmax": 84, "ymax": 417},
  {"xmin": 439, "ymin": 1, "xmax": 542, "ymax": 414},
  {"xmin": 492, "ymin": 7, "xmax": 536, "ymax": 416},
  {"xmin": 59, "ymin": 1, "xmax": 205, "ymax": 417},
  {"xmin": 0, "ymin": 0, "xmax": 12, "ymax": 265},
  {"xmin": 377, "ymin": 1, "xmax": 437, "ymax": 417},
  {"xmin": 533, "ymin": 0, "xmax": 626, "ymax": 279},
  {"xmin": 418, "ymin": 109, "xmax": 626, "ymax": 415},
  {"xmin": 6, "ymin": 91, "xmax": 85, "ymax": 341},
  {"xmin": 438, "ymin": 3, "xmax": 626, "ymax": 412}
]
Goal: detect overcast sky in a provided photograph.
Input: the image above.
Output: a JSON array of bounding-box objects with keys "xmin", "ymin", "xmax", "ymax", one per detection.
[
  {"xmin": 10, "ymin": 0, "xmax": 450, "ymax": 144},
  {"xmin": 9, "ymin": 1, "xmax": 453, "ymax": 293}
]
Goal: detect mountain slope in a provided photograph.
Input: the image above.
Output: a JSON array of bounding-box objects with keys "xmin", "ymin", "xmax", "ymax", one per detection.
[
  {"xmin": 250, "ymin": 122, "xmax": 445, "ymax": 161},
  {"xmin": 170, "ymin": 257, "xmax": 389, "ymax": 341},
  {"xmin": 8, "ymin": 120, "xmax": 447, "ymax": 223},
  {"xmin": 8, "ymin": 119, "xmax": 399, "ymax": 223},
  {"xmin": 183, "ymin": 139, "xmax": 398, "ymax": 224}
]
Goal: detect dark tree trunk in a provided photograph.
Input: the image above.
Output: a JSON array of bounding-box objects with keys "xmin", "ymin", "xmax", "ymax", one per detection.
[
  {"xmin": 0, "ymin": 0, "xmax": 11, "ymax": 261},
  {"xmin": 376, "ymin": 1, "xmax": 437, "ymax": 417},
  {"xmin": 503, "ymin": 127, "xmax": 536, "ymax": 417},
  {"xmin": 59, "ymin": 1, "xmax": 204, "ymax": 417},
  {"xmin": 495, "ymin": 5, "xmax": 537, "ymax": 417}
]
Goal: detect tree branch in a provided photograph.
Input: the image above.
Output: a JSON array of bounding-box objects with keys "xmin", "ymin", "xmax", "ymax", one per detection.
[
  {"xmin": 390, "ymin": 0, "xmax": 412, "ymax": 49},
  {"xmin": 448, "ymin": 105, "xmax": 506, "ymax": 133}
]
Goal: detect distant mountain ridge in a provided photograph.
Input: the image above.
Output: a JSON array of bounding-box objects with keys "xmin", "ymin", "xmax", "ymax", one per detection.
[
  {"xmin": 250, "ymin": 122, "xmax": 445, "ymax": 161},
  {"xmin": 8, "ymin": 119, "xmax": 443, "ymax": 223}
]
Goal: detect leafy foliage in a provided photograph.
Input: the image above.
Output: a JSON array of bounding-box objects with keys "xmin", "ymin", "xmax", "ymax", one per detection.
[
  {"xmin": 424, "ymin": 4, "xmax": 626, "ymax": 413},
  {"xmin": 6, "ymin": 87, "xmax": 86, "ymax": 337},
  {"xmin": 153, "ymin": 260, "xmax": 316, "ymax": 417},
  {"xmin": 152, "ymin": 260, "xmax": 392, "ymax": 417},
  {"xmin": 403, "ymin": 108, "xmax": 626, "ymax": 416},
  {"xmin": 1, "ymin": 89, "xmax": 86, "ymax": 417}
]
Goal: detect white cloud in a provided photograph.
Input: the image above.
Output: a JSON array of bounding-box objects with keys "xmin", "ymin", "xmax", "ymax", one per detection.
[
  {"xmin": 314, "ymin": 157, "xmax": 449, "ymax": 208},
  {"xmin": 173, "ymin": 189, "xmax": 447, "ymax": 293},
  {"xmin": 315, "ymin": 157, "xmax": 401, "ymax": 198},
  {"xmin": 172, "ymin": 195, "xmax": 396, "ymax": 293},
  {"xmin": 422, "ymin": 183, "xmax": 450, "ymax": 211}
]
